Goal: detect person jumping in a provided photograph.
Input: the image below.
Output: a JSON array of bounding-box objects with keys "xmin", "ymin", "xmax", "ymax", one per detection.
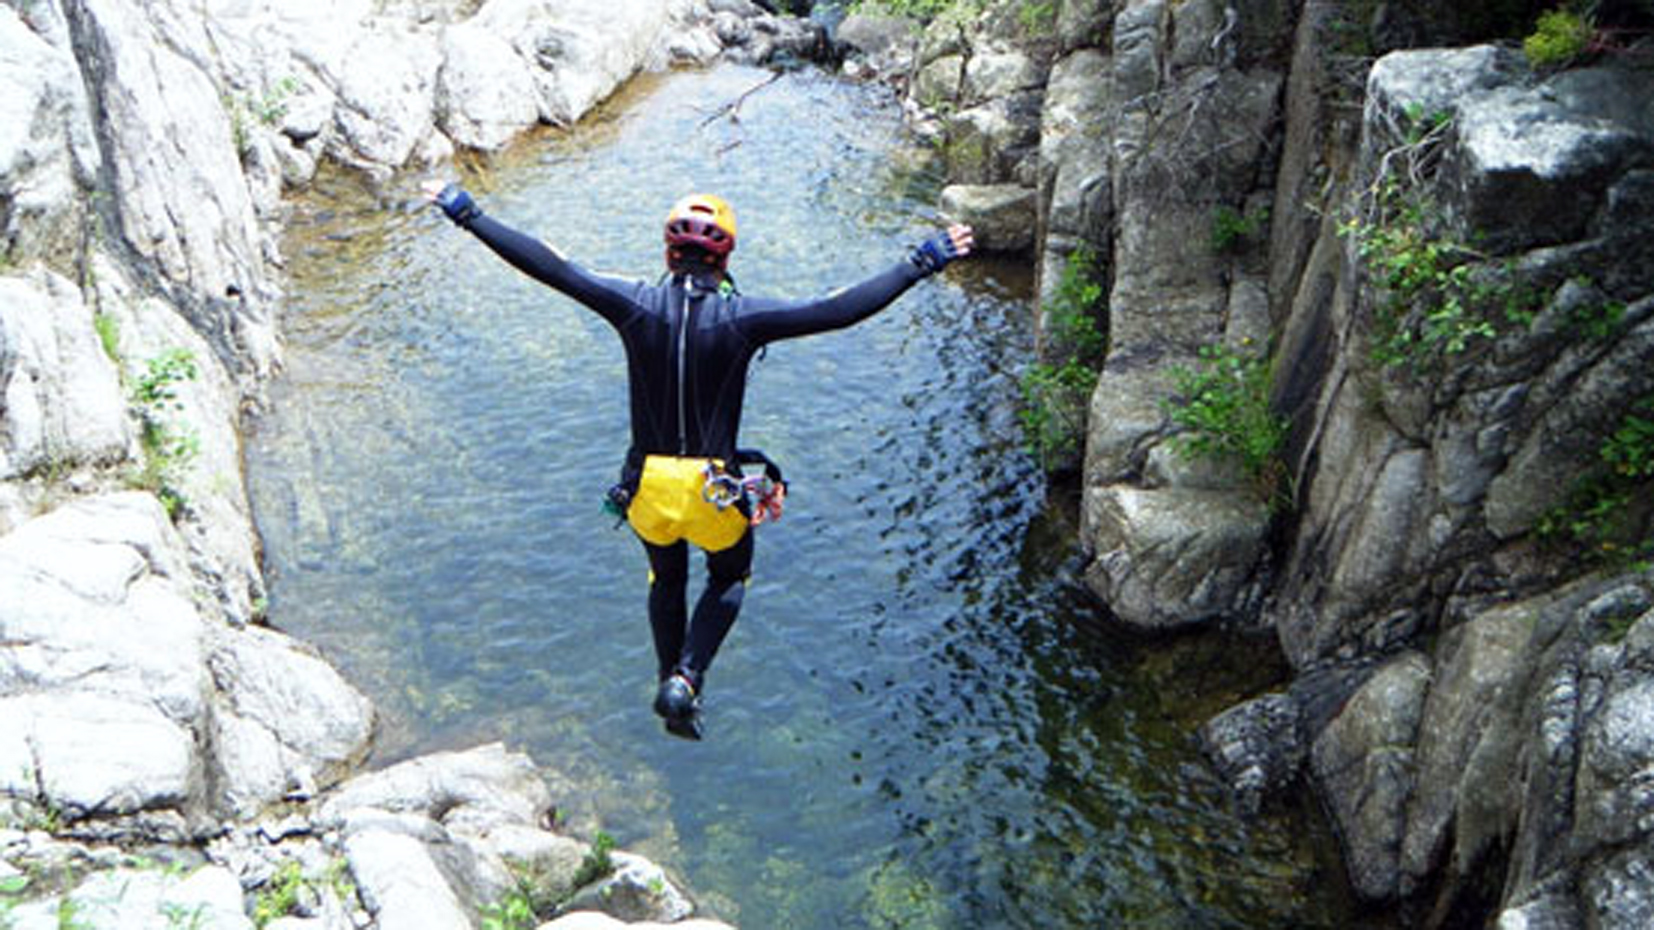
[{"xmin": 423, "ymin": 180, "xmax": 974, "ymax": 739}]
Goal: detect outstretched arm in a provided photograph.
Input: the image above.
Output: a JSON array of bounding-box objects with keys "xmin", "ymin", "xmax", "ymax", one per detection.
[
  {"xmin": 421, "ymin": 181, "xmax": 642, "ymax": 326},
  {"xmin": 739, "ymin": 225, "xmax": 975, "ymax": 343}
]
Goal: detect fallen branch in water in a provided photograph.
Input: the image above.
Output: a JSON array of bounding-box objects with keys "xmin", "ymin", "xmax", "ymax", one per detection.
[{"xmin": 698, "ymin": 72, "xmax": 784, "ymax": 129}]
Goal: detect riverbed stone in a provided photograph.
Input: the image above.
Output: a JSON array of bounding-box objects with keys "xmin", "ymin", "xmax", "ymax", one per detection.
[
  {"xmin": 1199, "ymin": 691, "xmax": 1303, "ymax": 815},
  {"xmin": 836, "ymin": 13, "xmax": 917, "ymax": 81},
  {"xmin": 944, "ymin": 91, "xmax": 1043, "ymax": 186},
  {"xmin": 208, "ymin": 625, "xmax": 375, "ymax": 816},
  {"xmin": 963, "ymin": 50, "xmax": 1048, "ymax": 105},
  {"xmin": 542, "ymin": 915, "xmax": 736, "ymax": 930},
  {"xmin": 474, "ymin": 0, "xmax": 673, "ymax": 128},
  {"xmin": 1081, "ymin": 484, "xmax": 1269, "ymax": 629},
  {"xmin": 0, "ymin": 491, "xmax": 374, "ymax": 825},
  {"xmin": 1400, "ymin": 601, "xmax": 1533, "ymax": 894},
  {"xmin": 939, "ymin": 183, "xmax": 1036, "ymax": 252},
  {"xmin": 343, "ymin": 824, "xmax": 473, "ymax": 930},
  {"xmin": 563, "ymin": 852, "xmax": 694, "ymax": 924},
  {"xmin": 1039, "ymin": 48, "xmax": 1112, "ymax": 247},
  {"xmin": 1311, "ymin": 651, "xmax": 1432, "ymax": 902}
]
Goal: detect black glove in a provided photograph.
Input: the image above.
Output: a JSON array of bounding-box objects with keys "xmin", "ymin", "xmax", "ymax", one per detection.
[
  {"xmin": 433, "ymin": 183, "xmax": 480, "ymax": 226},
  {"xmin": 909, "ymin": 230, "xmax": 964, "ymax": 275}
]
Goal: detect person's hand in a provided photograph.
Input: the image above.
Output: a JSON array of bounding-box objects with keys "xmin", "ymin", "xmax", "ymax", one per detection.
[
  {"xmin": 911, "ymin": 223, "xmax": 975, "ymax": 274},
  {"xmin": 422, "ymin": 179, "xmax": 478, "ymax": 225},
  {"xmin": 420, "ymin": 178, "xmax": 449, "ymax": 202}
]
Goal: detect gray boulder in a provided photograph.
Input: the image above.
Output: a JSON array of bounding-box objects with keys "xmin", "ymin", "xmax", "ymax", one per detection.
[
  {"xmin": 315, "ymin": 743, "xmax": 700, "ymax": 926},
  {"xmin": 1, "ymin": 863, "xmax": 252, "ymax": 930},
  {"xmin": 1038, "ymin": 48, "xmax": 1111, "ymax": 248},
  {"xmin": 0, "ymin": 493, "xmax": 373, "ymax": 827},
  {"xmin": 0, "ymin": 267, "xmax": 129, "ymax": 485},
  {"xmin": 64, "ymin": 0, "xmax": 282, "ymax": 379},
  {"xmin": 475, "ymin": 0, "xmax": 673, "ymax": 128},
  {"xmin": 1399, "ymin": 601, "xmax": 1534, "ymax": 895},
  {"xmin": 1199, "ymin": 691, "xmax": 1303, "ymax": 815},
  {"xmin": 435, "ymin": 22, "xmax": 543, "ymax": 151},
  {"xmin": 1081, "ymin": 484, "xmax": 1269, "ymax": 629},
  {"xmin": 322, "ymin": 29, "xmax": 445, "ymax": 174},
  {"xmin": 0, "ymin": 6, "xmax": 97, "ymax": 267},
  {"xmin": 836, "ymin": 13, "xmax": 917, "ymax": 81},
  {"xmin": 939, "ymin": 183, "xmax": 1036, "ymax": 252},
  {"xmin": 1310, "ymin": 652, "xmax": 1432, "ymax": 901}
]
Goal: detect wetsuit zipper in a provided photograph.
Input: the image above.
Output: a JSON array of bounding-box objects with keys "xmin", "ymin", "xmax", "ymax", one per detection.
[{"xmin": 676, "ymin": 284, "xmax": 689, "ymax": 455}]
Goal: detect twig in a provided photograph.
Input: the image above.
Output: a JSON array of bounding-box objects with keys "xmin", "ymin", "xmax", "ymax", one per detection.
[{"xmin": 698, "ymin": 72, "xmax": 785, "ymax": 129}]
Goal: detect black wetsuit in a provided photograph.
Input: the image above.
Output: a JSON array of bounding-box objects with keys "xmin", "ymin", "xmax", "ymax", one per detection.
[{"xmin": 452, "ymin": 207, "xmax": 935, "ymax": 687}]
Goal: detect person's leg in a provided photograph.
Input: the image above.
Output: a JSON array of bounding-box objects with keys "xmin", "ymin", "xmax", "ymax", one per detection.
[
  {"xmin": 641, "ymin": 539, "xmax": 689, "ymax": 682},
  {"xmin": 678, "ymin": 529, "xmax": 754, "ymax": 689}
]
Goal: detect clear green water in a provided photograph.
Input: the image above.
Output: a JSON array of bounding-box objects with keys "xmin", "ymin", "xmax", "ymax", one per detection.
[{"xmin": 249, "ymin": 65, "xmax": 1356, "ymax": 928}]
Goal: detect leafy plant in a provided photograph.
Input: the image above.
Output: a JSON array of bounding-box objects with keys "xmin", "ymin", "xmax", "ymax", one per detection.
[
  {"xmin": 1537, "ymin": 395, "xmax": 1654, "ymax": 567},
  {"xmin": 1019, "ymin": 246, "xmax": 1108, "ymax": 470},
  {"xmin": 252, "ymin": 860, "xmax": 304, "ymax": 928},
  {"xmin": 2, "ymin": 873, "xmax": 29, "ymax": 930},
  {"xmin": 1564, "ymin": 281, "xmax": 1626, "ymax": 340},
  {"xmin": 1340, "ymin": 177, "xmax": 1525, "ymax": 370},
  {"xmin": 1602, "ymin": 397, "xmax": 1654, "ymax": 480},
  {"xmin": 1211, "ymin": 205, "xmax": 1269, "ymax": 254},
  {"xmin": 1525, "ymin": 7, "xmax": 1595, "ymax": 68},
  {"xmin": 571, "ymin": 831, "xmax": 617, "ymax": 890},
  {"xmin": 93, "ymin": 312, "xmax": 120, "ymax": 363},
  {"xmin": 1018, "ymin": 0, "xmax": 1056, "ymax": 35},
  {"xmin": 127, "ymin": 349, "xmax": 200, "ymax": 520},
  {"xmin": 160, "ymin": 901, "xmax": 207, "ymax": 930},
  {"xmin": 56, "ymin": 893, "xmax": 88, "ymax": 930},
  {"xmin": 133, "ymin": 349, "xmax": 197, "ymax": 409},
  {"xmin": 480, "ymin": 887, "xmax": 537, "ymax": 930},
  {"xmin": 324, "ymin": 858, "xmax": 356, "ymax": 908},
  {"xmin": 851, "ymin": 0, "xmax": 982, "ymax": 21},
  {"xmin": 1164, "ymin": 342, "xmax": 1290, "ymax": 507}
]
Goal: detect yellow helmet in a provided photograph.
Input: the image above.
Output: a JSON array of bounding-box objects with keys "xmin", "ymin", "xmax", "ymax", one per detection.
[{"xmin": 665, "ymin": 194, "xmax": 737, "ymax": 267}]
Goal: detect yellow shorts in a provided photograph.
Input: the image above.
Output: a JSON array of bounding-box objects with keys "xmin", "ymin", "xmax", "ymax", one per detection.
[{"xmin": 626, "ymin": 455, "xmax": 749, "ymax": 553}]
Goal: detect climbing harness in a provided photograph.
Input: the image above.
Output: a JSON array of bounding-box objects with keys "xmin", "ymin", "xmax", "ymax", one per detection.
[{"xmin": 700, "ymin": 457, "xmax": 787, "ymax": 527}]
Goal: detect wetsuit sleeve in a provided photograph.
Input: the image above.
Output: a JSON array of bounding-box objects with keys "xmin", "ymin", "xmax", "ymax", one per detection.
[
  {"xmin": 736, "ymin": 260, "xmax": 928, "ymax": 343},
  {"xmin": 453, "ymin": 210, "xmax": 642, "ymax": 326}
]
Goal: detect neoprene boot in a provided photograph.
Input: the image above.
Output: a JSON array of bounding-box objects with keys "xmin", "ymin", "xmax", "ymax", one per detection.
[{"xmin": 654, "ymin": 671, "xmax": 703, "ymax": 740}]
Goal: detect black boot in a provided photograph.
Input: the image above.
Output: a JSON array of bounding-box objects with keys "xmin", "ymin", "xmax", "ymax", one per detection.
[{"xmin": 653, "ymin": 671, "xmax": 703, "ymax": 741}]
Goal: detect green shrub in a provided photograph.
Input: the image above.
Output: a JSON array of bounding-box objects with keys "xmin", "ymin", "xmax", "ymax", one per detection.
[
  {"xmin": 571, "ymin": 831, "xmax": 617, "ymax": 890},
  {"xmin": 1524, "ymin": 8, "xmax": 1594, "ymax": 68},
  {"xmin": 480, "ymin": 887, "xmax": 538, "ymax": 930},
  {"xmin": 1019, "ymin": 246, "xmax": 1107, "ymax": 470},
  {"xmin": 1018, "ymin": 0, "xmax": 1056, "ymax": 34},
  {"xmin": 252, "ymin": 861, "xmax": 305, "ymax": 928},
  {"xmin": 1538, "ymin": 395, "xmax": 1654, "ymax": 567},
  {"xmin": 852, "ymin": 0, "xmax": 968, "ymax": 19},
  {"xmin": 127, "ymin": 348, "xmax": 200, "ymax": 520},
  {"xmin": 1340, "ymin": 178, "xmax": 1522, "ymax": 369},
  {"xmin": 1164, "ymin": 342, "xmax": 1290, "ymax": 507},
  {"xmin": 1211, "ymin": 205, "xmax": 1269, "ymax": 254},
  {"xmin": 93, "ymin": 312, "xmax": 121, "ymax": 363}
]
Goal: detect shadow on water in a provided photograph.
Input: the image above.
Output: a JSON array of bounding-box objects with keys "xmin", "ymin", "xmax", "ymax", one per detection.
[{"xmin": 250, "ymin": 64, "xmax": 1370, "ymax": 928}]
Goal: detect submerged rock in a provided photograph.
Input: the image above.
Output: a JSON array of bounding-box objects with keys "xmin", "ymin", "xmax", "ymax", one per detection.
[{"xmin": 1199, "ymin": 691, "xmax": 1304, "ymax": 816}]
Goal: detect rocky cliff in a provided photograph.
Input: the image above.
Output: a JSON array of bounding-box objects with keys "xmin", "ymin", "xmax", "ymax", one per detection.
[
  {"xmin": 844, "ymin": 0, "xmax": 1654, "ymax": 925},
  {"xmin": 0, "ymin": 0, "xmax": 820, "ymax": 926}
]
